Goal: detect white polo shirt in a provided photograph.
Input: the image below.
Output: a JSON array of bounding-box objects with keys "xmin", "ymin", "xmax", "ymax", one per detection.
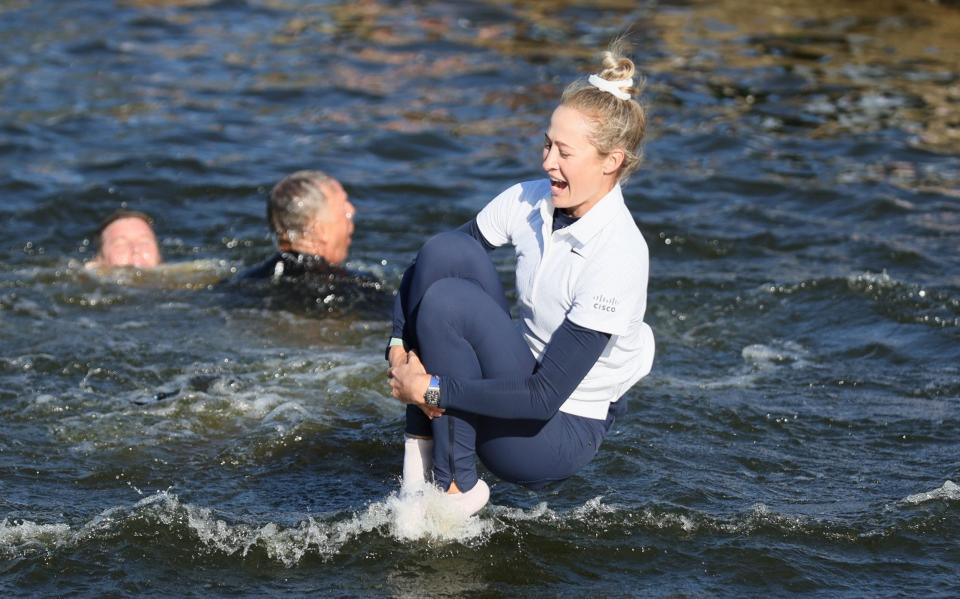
[{"xmin": 476, "ymin": 179, "xmax": 655, "ymax": 420}]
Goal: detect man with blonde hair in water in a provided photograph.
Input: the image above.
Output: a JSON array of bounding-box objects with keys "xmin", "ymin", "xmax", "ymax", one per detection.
[{"xmin": 240, "ymin": 170, "xmax": 357, "ymax": 279}]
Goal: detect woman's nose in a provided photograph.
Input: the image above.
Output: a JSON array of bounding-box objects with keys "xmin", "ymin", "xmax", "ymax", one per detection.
[{"xmin": 542, "ymin": 147, "xmax": 557, "ymax": 171}]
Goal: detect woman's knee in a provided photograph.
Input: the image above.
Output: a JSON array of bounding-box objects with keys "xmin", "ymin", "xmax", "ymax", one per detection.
[
  {"xmin": 417, "ymin": 231, "xmax": 487, "ymax": 273},
  {"xmin": 419, "ymin": 277, "xmax": 480, "ymax": 324}
]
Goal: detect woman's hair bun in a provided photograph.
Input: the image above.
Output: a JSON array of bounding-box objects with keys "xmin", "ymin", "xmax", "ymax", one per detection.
[{"xmin": 598, "ymin": 39, "xmax": 636, "ymax": 82}]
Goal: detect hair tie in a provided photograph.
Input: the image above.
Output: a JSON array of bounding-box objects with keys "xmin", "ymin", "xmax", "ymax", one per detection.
[{"xmin": 588, "ymin": 74, "xmax": 632, "ymax": 100}]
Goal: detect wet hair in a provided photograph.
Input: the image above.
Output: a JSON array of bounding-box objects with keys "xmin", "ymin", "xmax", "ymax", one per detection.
[
  {"xmin": 560, "ymin": 39, "xmax": 647, "ymax": 182},
  {"xmin": 94, "ymin": 210, "xmax": 155, "ymax": 248},
  {"xmin": 268, "ymin": 170, "xmax": 331, "ymax": 242}
]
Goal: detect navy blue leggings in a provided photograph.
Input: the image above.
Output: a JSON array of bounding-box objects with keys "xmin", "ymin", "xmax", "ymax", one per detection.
[{"xmin": 400, "ymin": 231, "xmax": 614, "ymax": 491}]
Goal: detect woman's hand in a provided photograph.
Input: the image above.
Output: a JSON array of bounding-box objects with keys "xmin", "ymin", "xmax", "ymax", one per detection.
[{"xmin": 388, "ymin": 351, "xmax": 443, "ymax": 418}]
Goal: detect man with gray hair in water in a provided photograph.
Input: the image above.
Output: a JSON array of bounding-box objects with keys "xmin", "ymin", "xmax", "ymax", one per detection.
[{"xmin": 240, "ymin": 170, "xmax": 357, "ymax": 279}]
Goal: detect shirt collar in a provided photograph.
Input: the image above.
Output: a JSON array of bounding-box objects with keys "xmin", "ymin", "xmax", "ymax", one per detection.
[{"xmin": 542, "ymin": 183, "xmax": 626, "ymax": 250}]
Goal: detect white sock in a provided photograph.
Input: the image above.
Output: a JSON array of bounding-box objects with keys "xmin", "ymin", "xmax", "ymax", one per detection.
[
  {"xmin": 402, "ymin": 434, "xmax": 433, "ymax": 489},
  {"xmin": 449, "ymin": 479, "xmax": 489, "ymax": 516}
]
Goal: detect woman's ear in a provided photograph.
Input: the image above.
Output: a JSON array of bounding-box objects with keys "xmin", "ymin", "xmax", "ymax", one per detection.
[{"xmin": 603, "ymin": 149, "xmax": 625, "ymax": 176}]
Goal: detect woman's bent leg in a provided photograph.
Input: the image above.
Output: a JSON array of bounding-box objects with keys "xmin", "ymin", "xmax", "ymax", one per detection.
[
  {"xmin": 416, "ymin": 277, "xmax": 536, "ymax": 492},
  {"xmin": 399, "ymin": 231, "xmax": 509, "ymax": 349},
  {"xmin": 399, "ymin": 232, "xmax": 511, "ymax": 439},
  {"xmin": 476, "ymin": 411, "xmax": 611, "ymax": 489}
]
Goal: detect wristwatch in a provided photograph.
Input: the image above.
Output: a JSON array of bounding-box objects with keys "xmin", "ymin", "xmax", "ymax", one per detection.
[{"xmin": 424, "ymin": 375, "xmax": 441, "ymax": 407}]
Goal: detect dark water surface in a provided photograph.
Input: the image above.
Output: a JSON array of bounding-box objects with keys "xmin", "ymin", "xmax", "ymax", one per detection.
[{"xmin": 2, "ymin": 0, "xmax": 959, "ymax": 596}]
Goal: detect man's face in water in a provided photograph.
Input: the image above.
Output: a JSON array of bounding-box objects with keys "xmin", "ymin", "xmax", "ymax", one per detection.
[
  {"xmin": 313, "ymin": 181, "xmax": 355, "ymax": 266},
  {"xmin": 96, "ymin": 216, "xmax": 162, "ymax": 268}
]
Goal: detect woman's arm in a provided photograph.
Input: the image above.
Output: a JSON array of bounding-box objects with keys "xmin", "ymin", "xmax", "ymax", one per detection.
[
  {"xmin": 390, "ymin": 318, "xmax": 611, "ymax": 421},
  {"xmin": 455, "ymin": 218, "xmax": 497, "ymax": 251},
  {"xmin": 440, "ymin": 318, "xmax": 610, "ymax": 420}
]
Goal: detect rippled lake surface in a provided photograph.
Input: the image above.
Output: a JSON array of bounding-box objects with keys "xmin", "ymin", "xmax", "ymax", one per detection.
[{"xmin": 2, "ymin": 0, "xmax": 959, "ymax": 596}]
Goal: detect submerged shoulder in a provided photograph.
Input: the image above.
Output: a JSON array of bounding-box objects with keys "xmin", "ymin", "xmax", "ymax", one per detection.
[{"xmin": 236, "ymin": 253, "xmax": 283, "ymax": 280}]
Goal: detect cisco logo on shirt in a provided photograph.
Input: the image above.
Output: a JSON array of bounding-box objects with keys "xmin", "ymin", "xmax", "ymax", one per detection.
[{"xmin": 592, "ymin": 294, "xmax": 620, "ymax": 313}]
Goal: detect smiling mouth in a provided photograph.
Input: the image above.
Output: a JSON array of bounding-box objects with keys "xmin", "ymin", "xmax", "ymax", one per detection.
[{"xmin": 550, "ymin": 178, "xmax": 568, "ymax": 191}]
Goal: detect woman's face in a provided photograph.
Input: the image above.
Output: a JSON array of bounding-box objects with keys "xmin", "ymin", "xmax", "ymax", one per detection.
[{"xmin": 542, "ymin": 104, "xmax": 619, "ymax": 218}]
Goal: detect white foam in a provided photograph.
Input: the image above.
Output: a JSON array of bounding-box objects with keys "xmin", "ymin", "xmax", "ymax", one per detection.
[
  {"xmin": 374, "ymin": 481, "xmax": 494, "ymax": 543},
  {"xmin": 491, "ymin": 500, "xmax": 766, "ymax": 537},
  {"xmin": 488, "ymin": 501, "xmax": 555, "ymax": 521},
  {"xmin": 1, "ymin": 488, "xmax": 495, "ymax": 566},
  {"xmin": 655, "ymin": 372, "xmax": 761, "ymax": 391},
  {"xmin": 160, "ymin": 485, "xmax": 494, "ymax": 564},
  {"xmin": 488, "ymin": 495, "xmax": 618, "ymax": 525},
  {"xmin": 902, "ymin": 480, "xmax": 960, "ymax": 505},
  {"xmin": 52, "ymin": 349, "xmax": 396, "ymax": 455},
  {"xmin": 488, "ymin": 496, "xmax": 704, "ymax": 538},
  {"xmin": 742, "ymin": 340, "xmax": 809, "ymax": 369},
  {"xmin": 637, "ymin": 508, "xmax": 697, "ymax": 533},
  {"xmin": 569, "ymin": 496, "xmax": 617, "ymax": 518},
  {"xmin": 712, "ymin": 503, "xmax": 803, "ymax": 536},
  {"xmin": 0, "ymin": 519, "xmax": 72, "ymax": 554}
]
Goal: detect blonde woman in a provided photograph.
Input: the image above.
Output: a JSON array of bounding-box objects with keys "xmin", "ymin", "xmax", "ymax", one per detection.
[{"xmin": 388, "ymin": 42, "xmax": 655, "ymax": 516}]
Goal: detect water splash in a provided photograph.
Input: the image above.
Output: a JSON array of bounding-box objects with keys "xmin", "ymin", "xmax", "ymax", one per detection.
[
  {"xmin": 0, "ymin": 488, "xmax": 495, "ymax": 566},
  {"xmin": 901, "ymin": 480, "xmax": 960, "ymax": 505},
  {"xmin": 742, "ymin": 340, "xmax": 810, "ymax": 370},
  {"xmin": 366, "ymin": 481, "xmax": 493, "ymax": 543},
  {"xmin": 0, "ymin": 520, "xmax": 73, "ymax": 554}
]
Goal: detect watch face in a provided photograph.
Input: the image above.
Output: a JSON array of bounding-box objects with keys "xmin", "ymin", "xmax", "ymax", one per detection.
[{"xmin": 424, "ymin": 375, "xmax": 441, "ymax": 407}]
